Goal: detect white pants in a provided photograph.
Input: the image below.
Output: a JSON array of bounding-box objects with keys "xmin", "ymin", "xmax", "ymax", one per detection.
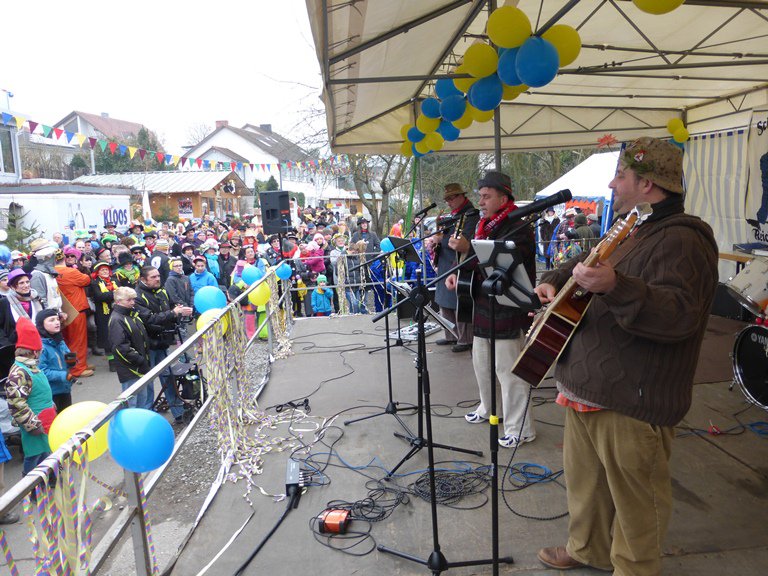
[{"xmin": 471, "ymin": 336, "xmax": 535, "ymax": 438}]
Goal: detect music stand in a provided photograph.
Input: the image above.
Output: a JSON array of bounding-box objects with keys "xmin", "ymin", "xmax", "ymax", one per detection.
[{"xmin": 467, "ymin": 238, "xmax": 539, "ymax": 575}]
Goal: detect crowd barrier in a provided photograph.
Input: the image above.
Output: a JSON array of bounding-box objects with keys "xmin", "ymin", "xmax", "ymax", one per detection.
[{"xmin": 0, "ymin": 267, "xmax": 291, "ymax": 575}]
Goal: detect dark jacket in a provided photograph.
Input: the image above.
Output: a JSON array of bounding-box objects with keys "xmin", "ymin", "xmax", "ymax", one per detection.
[
  {"xmin": 134, "ymin": 282, "xmax": 178, "ymax": 350},
  {"xmin": 217, "ymin": 254, "xmax": 237, "ymax": 288},
  {"xmin": 541, "ymin": 197, "xmax": 718, "ymax": 426},
  {"xmin": 150, "ymin": 250, "xmax": 171, "ymax": 285},
  {"xmin": 464, "ymin": 208, "xmax": 536, "ymax": 339},
  {"xmin": 91, "ymin": 276, "xmax": 115, "ymax": 351},
  {"xmin": 165, "ymin": 270, "xmax": 194, "ymax": 307},
  {"xmin": 108, "ymin": 304, "xmax": 151, "ymax": 383}
]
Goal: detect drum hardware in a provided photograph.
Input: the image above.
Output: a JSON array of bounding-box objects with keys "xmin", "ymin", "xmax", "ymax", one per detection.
[{"xmin": 732, "ymin": 324, "xmax": 768, "ymax": 411}]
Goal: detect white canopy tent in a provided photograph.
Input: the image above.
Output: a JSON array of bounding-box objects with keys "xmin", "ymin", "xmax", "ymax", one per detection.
[
  {"xmin": 536, "ymin": 151, "xmax": 618, "ymax": 202},
  {"xmin": 304, "ymin": 0, "xmax": 768, "ymax": 154}
]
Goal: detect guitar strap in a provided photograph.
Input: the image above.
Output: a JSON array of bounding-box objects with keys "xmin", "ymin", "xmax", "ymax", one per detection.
[{"xmin": 604, "ymin": 224, "xmax": 645, "ymax": 269}]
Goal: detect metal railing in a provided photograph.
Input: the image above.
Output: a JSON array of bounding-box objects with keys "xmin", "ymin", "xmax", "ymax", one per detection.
[{"xmin": 0, "ymin": 267, "xmax": 287, "ymax": 575}]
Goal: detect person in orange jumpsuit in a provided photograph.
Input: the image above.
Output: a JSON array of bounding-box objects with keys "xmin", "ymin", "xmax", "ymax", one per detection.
[{"xmin": 54, "ymin": 248, "xmax": 94, "ymax": 378}]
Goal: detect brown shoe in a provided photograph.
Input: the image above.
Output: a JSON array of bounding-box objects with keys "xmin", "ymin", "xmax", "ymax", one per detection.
[
  {"xmin": 537, "ymin": 546, "xmax": 584, "ymax": 570},
  {"xmin": 86, "ymin": 364, "xmax": 95, "ymax": 370},
  {"xmin": 78, "ymin": 369, "xmax": 95, "ymax": 378}
]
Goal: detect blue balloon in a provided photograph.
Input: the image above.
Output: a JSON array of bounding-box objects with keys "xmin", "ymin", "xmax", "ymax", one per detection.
[
  {"xmin": 437, "ymin": 120, "xmax": 460, "ymax": 142},
  {"xmin": 194, "ymin": 285, "xmax": 226, "ymax": 313},
  {"xmin": 497, "ymin": 47, "xmax": 521, "ymax": 87},
  {"xmin": 435, "ymin": 78, "xmax": 462, "ymax": 100},
  {"xmin": 407, "ymin": 127, "xmax": 425, "ymax": 143},
  {"xmin": 421, "ymin": 97, "xmax": 442, "ymax": 119},
  {"xmin": 515, "ymin": 37, "xmax": 559, "ymax": 88},
  {"xmin": 0, "ymin": 245, "xmax": 10, "ymax": 265},
  {"xmin": 276, "ymin": 262, "xmax": 292, "ymax": 280},
  {"xmin": 108, "ymin": 409, "xmax": 174, "ymax": 473},
  {"xmin": 380, "ymin": 238, "xmax": 395, "ymax": 253},
  {"xmin": 439, "ymin": 95, "xmax": 467, "ymax": 122},
  {"xmin": 241, "ymin": 265, "xmax": 265, "ymax": 285},
  {"xmin": 468, "ymin": 74, "xmax": 503, "ymax": 112}
]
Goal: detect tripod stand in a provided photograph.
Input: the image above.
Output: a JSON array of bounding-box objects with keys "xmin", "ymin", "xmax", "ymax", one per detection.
[{"xmin": 377, "ymin": 279, "xmax": 504, "ymax": 574}]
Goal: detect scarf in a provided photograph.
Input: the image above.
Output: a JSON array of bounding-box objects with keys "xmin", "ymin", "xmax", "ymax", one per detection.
[
  {"xmin": 451, "ymin": 198, "xmax": 470, "ymax": 216},
  {"xmin": 475, "ymin": 199, "xmax": 518, "ymax": 240}
]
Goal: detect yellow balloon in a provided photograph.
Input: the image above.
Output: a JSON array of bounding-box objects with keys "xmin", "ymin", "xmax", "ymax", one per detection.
[
  {"xmin": 632, "ymin": 0, "xmax": 685, "ymax": 15},
  {"xmin": 469, "ymin": 105, "xmax": 495, "ymax": 123},
  {"xmin": 502, "ymin": 84, "xmax": 526, "ymax": 100},
  {"xmin": 487, "ymin": 6, "xmax": 532, "ymax": 49},
  {"xmin": 400, "ymin": 140, "xmax": 413, "ymax": 157},
  {"xmin": 416, "ymin": 114, "xmax": 440, "ymax": 134},
  {"xmin": 453, "ymin": 65, "xmax": 478, "ymax": 94},
  {"xmin": 48, "ymin": 401, "xmax": 109, "ymax": 463},
  {"xmin": 197, "ymin": 307, "xmax": 229, "ymax": 334},
  {"xmin": 452, "ymin": 113, "xmax": 473, "ymax": 130},
  {"xmin": 542, "ymin": 25, "xmax": 582, "ymax": 67},
  {"xmin": 666, "ymin": 118, "xmax": 684, "ymax": 134},
  {"xmin": 415, "ymin": 139, "xmax": 431, "ymax": 154},
  {"xmin": 424, "ymin": 132, "xmax": 445, "ymax": 152},
  {"xmin": 400, "ymin": 124, "xmax": 411, "ymax": 140},
  {"xmin": 463, "ymin": 43, "xmax": 499, "ymax": 78},
  {"xmin": 673, "ymin": 127, "xmax": 689, "ymax": 143},
  {"xmin": 248, "ymin": 282, "xmax": 271, "ymax": 306}
]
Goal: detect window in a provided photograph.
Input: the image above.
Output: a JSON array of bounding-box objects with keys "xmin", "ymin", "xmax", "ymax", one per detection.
[{"xmin": 0, "ymin": 128, "xmax": 15, "ymax": 174}]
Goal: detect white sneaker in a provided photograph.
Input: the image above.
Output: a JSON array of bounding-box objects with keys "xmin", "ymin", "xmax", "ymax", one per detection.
[
  {"xmin": 498, "ymin": 434, "xmax": 535, "ymax": 448},
  {"xmin": 464, "ymin": 412, "xmax": 487, "ymax": 424}
]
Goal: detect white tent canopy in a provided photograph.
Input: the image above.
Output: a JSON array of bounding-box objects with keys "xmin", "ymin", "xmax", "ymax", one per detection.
[
  {"xmin": 536, "ymin": 151, "xmax": 618, "ymax": 201},
  {"xmin": 305, "ymin": 0, "xmax": 768, "ymax": 154}
]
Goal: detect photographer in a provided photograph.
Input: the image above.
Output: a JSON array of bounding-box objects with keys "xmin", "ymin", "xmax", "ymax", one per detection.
[
  {"xmin": 35, "ymin": 309, "xmax": 77, "ymax": 412},
  {"xmin": 134, "ymin": 266, "xmax": 193, "ymax": 424}
]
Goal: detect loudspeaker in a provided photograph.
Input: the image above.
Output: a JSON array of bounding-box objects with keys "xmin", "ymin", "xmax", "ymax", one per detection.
[{"xmin": 261, "ymin": 191, "xmax": 291, "ymax": 234}]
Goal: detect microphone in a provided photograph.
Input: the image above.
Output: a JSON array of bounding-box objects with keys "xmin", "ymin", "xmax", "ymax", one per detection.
[
  {"xmin": 507, "ymin": 189, "xmax": 572, "ymax": 222},
  {"xmin": 413, "ymin": 202, "xmax": 437, "ymax": 218}
]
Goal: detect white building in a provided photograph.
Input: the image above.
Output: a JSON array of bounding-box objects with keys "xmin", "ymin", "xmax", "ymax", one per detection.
[{"xmin": 182, "ymin": 121, "xmax": 358, "ymax": 209}]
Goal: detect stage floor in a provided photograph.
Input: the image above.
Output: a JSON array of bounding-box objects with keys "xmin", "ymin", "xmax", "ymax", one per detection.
[{"xmin": 171, "ymin": 314, "xmax": 768, "ymax": 576}]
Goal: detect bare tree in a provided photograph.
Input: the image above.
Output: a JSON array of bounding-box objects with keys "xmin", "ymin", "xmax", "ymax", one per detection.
[
  {"xmin": 185, "ymin": 123, "xmax": 213, "ymax": 146},
  {"xmin": 347, "ymin": 154, "xmax": 412, "ymax": 236}
]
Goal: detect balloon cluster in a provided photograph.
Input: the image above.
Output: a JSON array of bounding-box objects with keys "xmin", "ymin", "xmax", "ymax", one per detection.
[
  {"xmin": 48, "ymin": 402, "xmax": 174, "ymax": 473},
  {"xmin": 399, "ymin": 6, "xmax": 581, "ymax": 157},
  {"xmin": 666, "ymin": 118, "xmax": 689, "ymax": 145}
]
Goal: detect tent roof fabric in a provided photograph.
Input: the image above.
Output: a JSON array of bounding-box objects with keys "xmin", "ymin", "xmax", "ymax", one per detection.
[
  {"xmin": 305, "ymin": 0, "xmax": 768, "ymax": 154},
  {"xmin": 537, "ymin": 151, "xmax": 619, "ymax": 200}
]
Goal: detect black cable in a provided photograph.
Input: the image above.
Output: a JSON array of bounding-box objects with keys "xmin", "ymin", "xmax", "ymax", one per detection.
[{"xmin": 232, "ymin": 488, "xmax": 299, "ymax": 576}]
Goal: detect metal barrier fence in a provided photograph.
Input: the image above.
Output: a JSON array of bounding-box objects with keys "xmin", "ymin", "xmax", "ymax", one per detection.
[{"xmin": 0, "ymin": 267, "xmax": 290, "ymax": 575}]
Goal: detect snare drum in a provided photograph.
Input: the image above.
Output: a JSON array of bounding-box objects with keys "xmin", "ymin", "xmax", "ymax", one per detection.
[
  {"xmin": 725, "ymin": 258, "xmax": 768, "ymax": 317},
  {"xmin": 732, "ymin": 325, "xmax": 768, "ymax": 410}
]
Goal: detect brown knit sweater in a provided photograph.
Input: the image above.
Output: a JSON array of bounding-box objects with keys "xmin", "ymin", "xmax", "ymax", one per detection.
[{"xmin": 540, "ymin": 199, "xmax": 718, "ymax": 426}]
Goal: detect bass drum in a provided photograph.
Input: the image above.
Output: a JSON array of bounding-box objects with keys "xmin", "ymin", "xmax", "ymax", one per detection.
[{"xmin": 733, "ymin": 325, "xmax": 768, "ymax": 410}]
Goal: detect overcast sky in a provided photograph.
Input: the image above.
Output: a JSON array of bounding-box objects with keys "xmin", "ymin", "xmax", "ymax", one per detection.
[{"xmin": 1, "ymin": 0, "xmax": 325, "ymax": 154}]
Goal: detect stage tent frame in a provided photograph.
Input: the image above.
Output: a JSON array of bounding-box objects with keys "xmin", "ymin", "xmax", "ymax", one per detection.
[{"xmin": 304, "ymin": 0, "xmax": 768, "ymax": 155}]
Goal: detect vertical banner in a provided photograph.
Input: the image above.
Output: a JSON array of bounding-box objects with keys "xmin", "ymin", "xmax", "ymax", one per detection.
[{"xmin": 746, "ymin": 107, "xmax": 768, "ymax": 238}]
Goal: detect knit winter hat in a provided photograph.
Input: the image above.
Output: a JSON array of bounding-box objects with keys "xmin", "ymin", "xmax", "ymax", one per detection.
[
  {"xmin": 620, "ymin": 137, "xmax": 684, "ymax": 194},
  {"xmin": 117, "ymin": 251, "xmax": 134, "ymax": 266},
  {"xmin": 317, "ymin": 274, "xmax": 328, "ymax": 283},
  {"xmin": 313, "ymin": 233, "xmax": 325, "ymax": 243},
  {"xmin": 35, "ymin": 308, "xmax": 60, "ymax": 334},
  {"xmin": 574, "ymin": 214, "xmax": 588, "ymax": 226},
  {"xmin": 16, "ymin": 317, "xmax": 42, "ymax": 351}
]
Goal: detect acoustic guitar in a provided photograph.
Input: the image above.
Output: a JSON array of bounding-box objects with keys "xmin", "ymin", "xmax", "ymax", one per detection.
[
  {"xmin": 511, "ymin": 203, "xmax": 653, "ymax": 387},
  {"xmin": 452, "ymin": 213, "xmax": 475, "ymax": 323}
]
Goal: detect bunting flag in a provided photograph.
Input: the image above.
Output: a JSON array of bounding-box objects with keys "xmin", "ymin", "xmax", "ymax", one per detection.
[{"xmin": 9, "ymin": 111, "xmax": 351, "ymax": 177}]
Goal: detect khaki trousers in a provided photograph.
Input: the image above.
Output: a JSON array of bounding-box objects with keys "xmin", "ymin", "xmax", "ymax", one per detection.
[{"xmin": 564, "ymin": 408, "xmax": 674, "ymax": 576}]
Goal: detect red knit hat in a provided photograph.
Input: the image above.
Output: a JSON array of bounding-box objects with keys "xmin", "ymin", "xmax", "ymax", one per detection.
[{"xmin": 16, "ymin": 317, "xmax": 42, "ymax": 351}]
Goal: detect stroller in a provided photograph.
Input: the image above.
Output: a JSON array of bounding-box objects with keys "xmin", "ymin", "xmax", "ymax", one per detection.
[{"xmin": 152, "ymin": 360, "xmax": 207, "ymax": 422}]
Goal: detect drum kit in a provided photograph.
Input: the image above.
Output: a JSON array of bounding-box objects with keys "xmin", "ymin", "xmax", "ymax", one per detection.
[{"xmin": 726, "ymin": 258, "xmax": 768, "ymax": 411}]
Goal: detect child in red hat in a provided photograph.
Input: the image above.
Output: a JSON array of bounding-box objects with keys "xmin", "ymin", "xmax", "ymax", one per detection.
[{"xmin": 4, "ymin": 317, "xmax": 56, "ymax": 475}]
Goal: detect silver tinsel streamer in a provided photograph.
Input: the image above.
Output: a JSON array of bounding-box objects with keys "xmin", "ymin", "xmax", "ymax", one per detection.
[{"xmin": 336, "ymin": 253, "xmax": 349, "ymax": 316}]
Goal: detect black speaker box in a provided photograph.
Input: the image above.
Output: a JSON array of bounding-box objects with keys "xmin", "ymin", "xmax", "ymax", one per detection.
[{"xmin": 260, "ymin": 191, "xmax": 291, "ymax": 234}]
